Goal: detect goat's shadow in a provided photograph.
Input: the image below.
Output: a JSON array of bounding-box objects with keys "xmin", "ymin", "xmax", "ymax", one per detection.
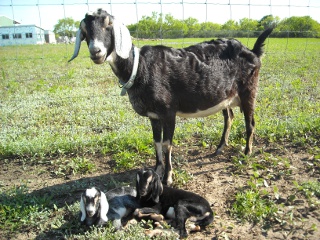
[{"xmin": 1, "ymin": 167, "xmax": 139, "ymax": 240}]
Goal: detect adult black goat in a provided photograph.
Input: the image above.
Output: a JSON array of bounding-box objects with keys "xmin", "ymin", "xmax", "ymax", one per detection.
[{"xmin": 69, "ymin": 9, "xmax": 273, "ymax": 186}]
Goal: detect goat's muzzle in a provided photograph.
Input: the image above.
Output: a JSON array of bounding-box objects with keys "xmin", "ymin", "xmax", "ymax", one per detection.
[
  {"xmin": 89, "ymin": 40, "xmax": 107, "ymax": 64},
  {"xmin": 90, "ymin": 54, "xmax": 107, "ymax": 64},
  {"xmin": 86, "ymin": 208, "xmax": 96, "ymax": 217},
  {"xmin": 139, "ymin": 189, "xmax": 148, "ymax": 197}
]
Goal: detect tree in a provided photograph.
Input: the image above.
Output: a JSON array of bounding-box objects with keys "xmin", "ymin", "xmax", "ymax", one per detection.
[
  {"xmin": 128, "ymin": 12, "xmax": 320, "ymax": 39},
  {"xmin": 259, "ymin": 15, "xmax": 280, "ymax": 30},
  {"xmin": 222, "ymin": 20, "xmax": 239, "ymax": 31},
  {"xmin": 183, "ymin": 17, "xmax": 201, "ymax": 37},
  {"xmin": 239, "ymin": 18, "xmax": 259, "ymax": 31},
  {"xmin": 198, "ymin": 22, "xmax": 221, "ymax": 37},
  {"xmin": 53, "ymin": 18, "xmax": 80, "ymax": 38},
  {"xmin": 128, "ymin": 12, "xmax": 162, "ymax": 38},
  {"xmin": 162, "ymin": 14, "xmax": 187, "ymax": 38},
  {"xmin": 277, "ymin": 16, "xmax": 320, "ymax": 37}
]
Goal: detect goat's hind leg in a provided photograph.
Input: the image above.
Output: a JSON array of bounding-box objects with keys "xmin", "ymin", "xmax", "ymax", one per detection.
[
  {"xmin": 243, "ymin": 107, "xmax": 255, "ymax": 155},
  {"xmin": 215, "ymin": 108, "xmax": 234, "ymax": 155},
  {"xmin": 241, "ymin": 92, "xmax": 256, "ymax": 155}
]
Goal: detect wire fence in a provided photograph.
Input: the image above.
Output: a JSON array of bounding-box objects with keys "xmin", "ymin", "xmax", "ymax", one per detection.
[{"xmin": 0, "ymin": 1, "xmax": 319, "ymax": 154}]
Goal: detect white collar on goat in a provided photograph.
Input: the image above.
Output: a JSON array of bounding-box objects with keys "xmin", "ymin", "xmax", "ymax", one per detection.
[{"xmin": 119, "ymin": 46, "xmax": 140, "ymax": 96}]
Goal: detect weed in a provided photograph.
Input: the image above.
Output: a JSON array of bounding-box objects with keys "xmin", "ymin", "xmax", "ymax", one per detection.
[
  {"xmin": 172, "ymin": 168, "xmax": 193, "ymax": 188},
  {"xmin": 0, "ymin": 185, "xmax": 53, "ymax": 233},
  {"xmin": 230, "ymin": 189, "xmax": 278, "ymax": 224},
  {"xmin": 50, "ymin": 157, "xmax": 95, "ymax": 177},
  {"xmin": 113, "ymin": 150, "xmax": 141, "ymax": 171},
  {"xmin": 295, "ymin": 180, "xmax": 320, "ymax": 207}
]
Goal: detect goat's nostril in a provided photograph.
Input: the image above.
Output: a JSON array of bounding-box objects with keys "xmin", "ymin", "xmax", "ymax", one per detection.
[
  {"xmin": 89, "ymin": 46, "xmax": 102, "ymax": 56},
  {"xmin": 92, "ymin": 48, "xmax": 101, "ymax": 55}
]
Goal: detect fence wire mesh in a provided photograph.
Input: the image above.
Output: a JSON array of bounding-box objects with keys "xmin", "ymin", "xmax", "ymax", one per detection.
[{"xmin": 0, "ymin": 0, "xmax": 319, "ymax": 156}]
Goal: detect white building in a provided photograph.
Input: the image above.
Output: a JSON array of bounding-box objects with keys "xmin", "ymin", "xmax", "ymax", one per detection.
[{"xmin": 0, "ymin": 16, "xmax": 56, "ymax": 46}]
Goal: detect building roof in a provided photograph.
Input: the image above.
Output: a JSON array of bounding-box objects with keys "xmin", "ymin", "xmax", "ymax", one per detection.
[
  {"xmin": 0, "ymin": 24, "xmax": 45, "ymax": 31},
  {"xmin": 0, "ymin": 16, "xmax": 21, "ymax": 26}
]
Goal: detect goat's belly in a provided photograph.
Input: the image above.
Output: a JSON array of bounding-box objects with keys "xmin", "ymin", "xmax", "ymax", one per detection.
[{"xmin": 177, "ymin": 95, "xmax": 240, "ymax": 118}]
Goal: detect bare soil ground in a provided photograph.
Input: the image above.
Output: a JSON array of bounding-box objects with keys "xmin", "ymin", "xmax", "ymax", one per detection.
[{"xmin": 1, "ymin": 138, "xmax": 319, "ymax": 240}]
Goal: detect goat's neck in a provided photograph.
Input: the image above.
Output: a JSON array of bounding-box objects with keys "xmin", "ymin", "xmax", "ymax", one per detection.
[{"xmin": 107, "ymin": 45, "xmax": 136, "ymax": 84}]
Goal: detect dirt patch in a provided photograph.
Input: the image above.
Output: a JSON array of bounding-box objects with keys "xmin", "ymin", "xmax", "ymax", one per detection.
[{"xmin": 1, "ymin": 139, "xmax": 319, "ymax": 240}]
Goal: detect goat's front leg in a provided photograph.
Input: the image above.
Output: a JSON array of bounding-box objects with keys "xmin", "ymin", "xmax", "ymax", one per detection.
[
  {"xmin": 215, "ymin": 108, "xmax": 234, "ymax": 155},
  {"xmin": 162, "ymin": 114, "xmax": 176, "ymax": 186},
  {"xmin": 174, "ymin": 203, "xmax": 190, "ymax": 238},
  {"xmin": 150, "ymin": 119, "xmax": 164, "ymax": 178}
]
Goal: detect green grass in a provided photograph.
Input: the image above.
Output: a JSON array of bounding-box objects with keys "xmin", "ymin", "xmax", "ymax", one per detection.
[
  {"xmin": 1, "ymin": 37, "xmax": 320, "ymax": 238},
  {"xmin": 1, "ymin": 38, "xmax": 319, "ymax": 161}
]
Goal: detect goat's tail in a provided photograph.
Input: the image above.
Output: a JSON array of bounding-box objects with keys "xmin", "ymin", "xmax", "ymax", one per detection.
[
  {"xmin": 189, "ymin": 211, "xmax": 214, "ymax": 227},
  {"xmin": 251, "ymin": 28, "xmax": 273, "ymax": 58}
]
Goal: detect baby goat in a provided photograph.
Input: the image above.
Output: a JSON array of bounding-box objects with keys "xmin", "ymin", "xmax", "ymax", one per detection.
[
  {"xmin": 80, "ymin": 186, "xmax": 139, "ymax": 229},
  {"xmin": 135, "ymin": 168, "xmax": 214, "ymax": 238},
  {"xmin": 69, "ymin": 9, "xmax": 273, "ymax": 185}
]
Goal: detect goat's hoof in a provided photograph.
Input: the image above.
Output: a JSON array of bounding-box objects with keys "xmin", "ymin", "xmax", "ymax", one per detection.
[
  {"xmin": 179, "ymin": 230, "xmax": 188, "ymax": 239},
  {"xmin": 189, "ymin": 224, "xmax": 201, "ymax": 232},
  {"xmin": 133, "ymin": 209, "xmax": 140, "ymax": 216},
  {"xmin": 244, "ymin": 148, "xmax": 252, "ymax": 155},
  {"xmin": 150, "ymin": 213, "xmax": 164, "ymax": 222},
  {"xmin": 214, "ymin": 149, "xmax": 223, "ymax": 156},
  {"xmin": 154, "ymin": 221, "xmax": 163, "ymax": 228},
  {"xmin": 155, "ymin": 165, "xmax": 164, "ymax": 177},
  {"xmin": 162, "ymin": 174, "xmax": 173, "ymax": 186}
]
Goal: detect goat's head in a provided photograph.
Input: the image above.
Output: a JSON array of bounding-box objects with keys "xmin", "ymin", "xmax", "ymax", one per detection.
[
  {"xmin": 136, "ymin": 168, "xmax": 163, "ymax": 203},
  {"xmin": 69, "ymin": 8, "xmax": 132, "ymax": 63},
  {"xmin": 80, "ymin": 187, "xmax": 109, "ymax": 225}
]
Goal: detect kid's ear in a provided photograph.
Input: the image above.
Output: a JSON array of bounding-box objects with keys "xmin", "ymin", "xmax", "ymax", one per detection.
[
  {"xmin": 99, "ymin": 191, "xmax": 109, "ymax": 222},
  {"xmin": 80, "ymin": 193, "xmax": 86, "ymax": 222},
  {"xmin": 136, "ymin": 171, "xmax": 141, "ymax": 198},
  {"xmin": 151, "ymin": 172, "xmax": 163, "ymax": 203}
]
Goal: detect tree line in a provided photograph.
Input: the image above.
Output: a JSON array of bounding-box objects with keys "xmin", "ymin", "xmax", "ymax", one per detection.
[
  {"xmin": 127, "ymin": 13, "xmax": 320, "ymax": 38},
  {"xmin": 54, "ymin": 13, "xmax": 320, "ymax": 39}
]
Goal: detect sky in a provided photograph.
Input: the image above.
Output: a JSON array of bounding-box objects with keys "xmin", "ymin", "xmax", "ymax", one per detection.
[{"xmin": 0, "ymin": 0, "xmax": 319, "ymax": 31}]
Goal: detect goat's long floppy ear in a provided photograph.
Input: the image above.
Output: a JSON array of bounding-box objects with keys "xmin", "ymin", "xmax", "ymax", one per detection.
[
  {"xmin": 99, "ymin": 191, "xmax": 109, "ymax": 222},
  {"xmin": 80, "ymin": 193, "xmax": 86, "ymax": 222},
  {"xmin": 68, "ymin": 22, "xmax": 85, "ymax": 62},
  {"xmin": 136, "ymin": 171, "xmax": 141, "ymax": 199},
  {"xmin": 113, "ymin": 19, "xmax": 132, "ymax": 59},
  {"xmin": 151, "ymin": 171, "xmax": 163, "ymax": 203}
]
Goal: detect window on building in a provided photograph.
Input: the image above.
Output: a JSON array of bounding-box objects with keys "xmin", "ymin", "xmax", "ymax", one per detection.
[
  {"xmin": 2, "ymin": 34, "xmax": 9, "ymax": 40},
  {"xmin": 13, "ymin": 33, "xmax": 22, "ymax": 39},
  {"xmin": 26, "ymin": 33, "xmax": 33, "ymax": 38}
]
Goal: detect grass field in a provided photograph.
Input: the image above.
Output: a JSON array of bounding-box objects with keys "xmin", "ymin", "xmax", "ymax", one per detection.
[{"xmin": 0, "ymin": 37, "xmax": 320, "ymax": 239}]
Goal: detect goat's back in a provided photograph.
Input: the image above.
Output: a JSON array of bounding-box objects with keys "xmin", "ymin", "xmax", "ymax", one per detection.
[{"xmin": 106, "ymin": 186, "xmax": 136, "ymax": 200}]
